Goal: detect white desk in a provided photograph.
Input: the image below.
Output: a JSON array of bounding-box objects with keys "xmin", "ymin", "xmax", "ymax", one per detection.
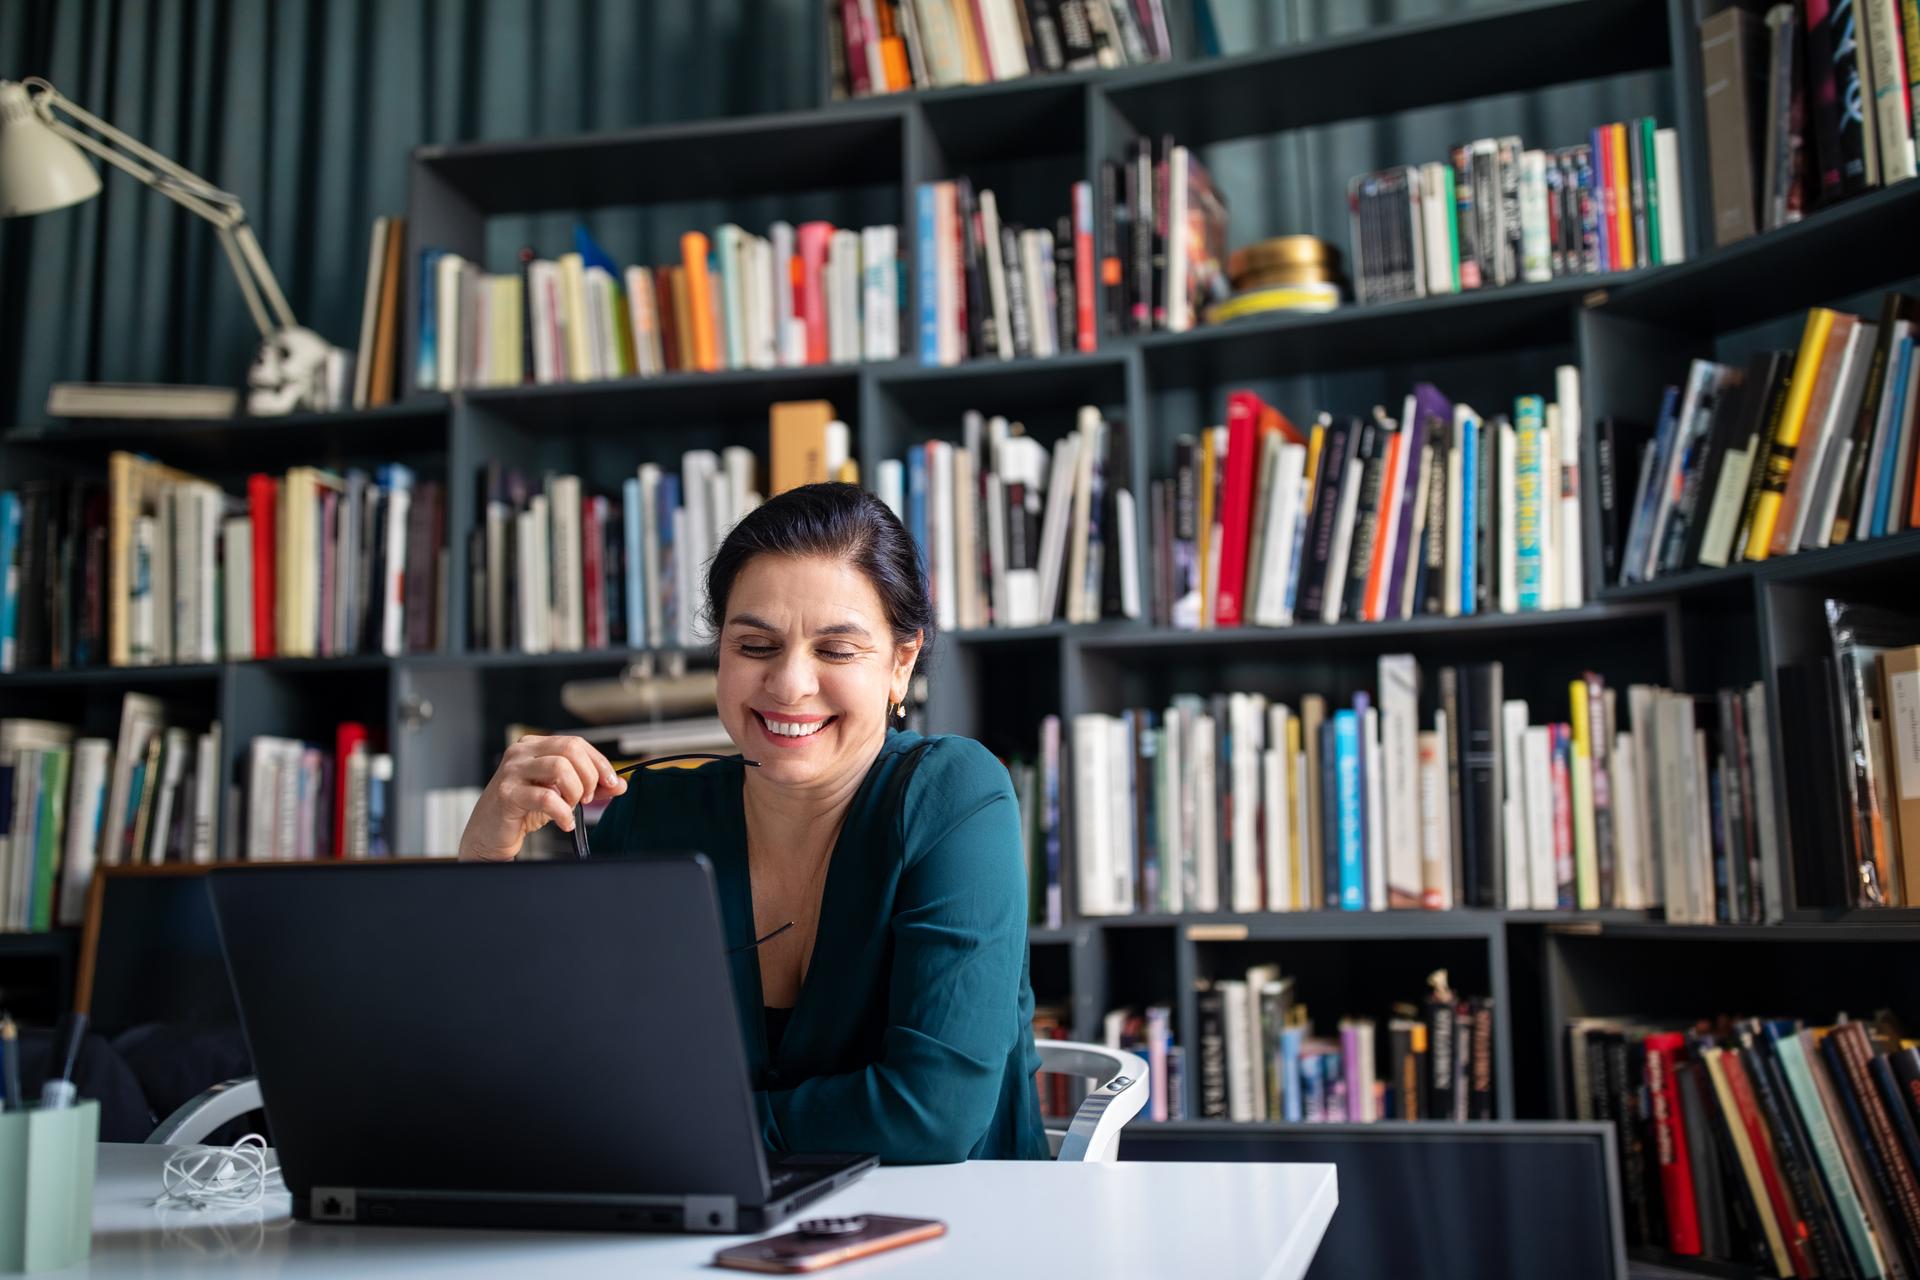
[{"xmin": 62, "ymin": 1143, "xmax": 1336, "ymax": 1278}]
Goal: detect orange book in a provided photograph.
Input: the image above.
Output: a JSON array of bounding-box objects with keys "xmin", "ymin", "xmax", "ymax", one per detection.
[
  {"xmin": 879, "ymin": 37, "xmax": 910, "ymax": 92},
  {"xmin": 366, "ymin": 217, "xmax": 406, "ymax": 407},
  {"xmin": 680, "ymin": 231, "xmax": 718, "ymax": 372},
  {"xmin": 1362, "ymin": 428, "xmax": 1406, "ymax": 621},
  {"xmin": 769, "ymin": 400, "xmax": 835, "ymax": 496},
  {"xmin": 1610, "ymin": 123, "xmax": 1634, "ymax": 269}
]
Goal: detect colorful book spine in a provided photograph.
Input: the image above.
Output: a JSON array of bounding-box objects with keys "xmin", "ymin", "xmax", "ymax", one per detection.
[
  {"xmin": 1334, "ymin": 709, "xmax": 1365, "ymax": 910},
  {"xmin": 1459, "ymin": 412, "xmax": 1479, "ymax": 615},
  {"xmin": 1644, "ymin": 1033, "xmax": 1704, "ymax": 1255},
  {"xmin": 916, "ymin": 185, "xmax": 939, "ymax": 365},
  {"xmin": 1514, "ymin": 395, "xmax": 1546, "ymax": 609}
]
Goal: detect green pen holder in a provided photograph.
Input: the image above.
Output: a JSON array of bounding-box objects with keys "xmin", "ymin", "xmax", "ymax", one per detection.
[{"xmin": 0, "ymin": 1102, "xmax": 98, "ymax": 1273}]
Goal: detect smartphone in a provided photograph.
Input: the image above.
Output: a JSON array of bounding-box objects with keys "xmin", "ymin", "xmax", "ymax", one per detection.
[{"xmin": 713, "ymin": 1215, "xmax": 946, "ymax": 1272}]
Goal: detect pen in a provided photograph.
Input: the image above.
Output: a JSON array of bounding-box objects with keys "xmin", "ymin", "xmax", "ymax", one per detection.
[
  {"xmin": 39, "ymin": 1012, "xmax": 87, "ymax": 1109},
  {"xmin": 0, "ymin": 1015, "xmax": 19, "ymax": 1112}
]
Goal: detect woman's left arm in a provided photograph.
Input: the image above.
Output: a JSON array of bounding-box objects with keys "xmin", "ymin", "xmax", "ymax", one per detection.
[{"xmin": 756, "ymin": 741, "xmax": 1027, "ymax": 1164}]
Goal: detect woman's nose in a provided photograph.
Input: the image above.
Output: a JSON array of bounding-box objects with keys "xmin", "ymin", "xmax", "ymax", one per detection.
[{"xmin": 764, "ymin": 649, "xmax": 819, "ymax": 705}]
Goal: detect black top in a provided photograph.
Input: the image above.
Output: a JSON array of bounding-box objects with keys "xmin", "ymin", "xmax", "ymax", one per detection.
[{"xmin": 764, "ymin": 1005, "xmax": 793, "ymax": 1055}]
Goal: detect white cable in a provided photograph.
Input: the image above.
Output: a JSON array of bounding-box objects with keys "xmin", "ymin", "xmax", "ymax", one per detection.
[{"xmin": 153, "ymin": 1134, "xmax": 283, "ymax": 1211}]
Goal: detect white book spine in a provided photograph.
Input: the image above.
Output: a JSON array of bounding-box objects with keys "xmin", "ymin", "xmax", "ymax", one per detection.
[
  {"xmin": 931, "ymin": 441, "xmax": 958, "ymax": 630},
  {"xmin": 979, "ymin": 190, "xmax": 1014, "ymax": 360},
  {"xmin": 1609, "ymin": 734, "xmax": 1644, "ymax": 910},
  {"xmin": 1230, "ymin": 694, "xmax": 1262, "ymax": 913},
  {"xmin": 1116, "ymin": 487, "xmax": 1142, "ymax": 620},
  {"xmin": 1523, "ymin": 726, "xmax": 1557, "ymax": 909},
  {"xmin": 58, "ymin": 739, "xmax": 110, "ymax": 925},
  {"xmin": 1653, "ymin": 128, "xmax": 1687, "ymax": 263},
  {"xmin": 1362, "ymin": 707, "xmax": 1387, "ymax": 911},
  {"xmin": 1556, "ymin": 365, "xmax": 1585, "ymax": 607},
  {"xmin": 222, "ymin": 515, "xmax": 253, "ymax": 662},
  {"xmin": 1422, "ymin": 162, "xmax": 1456, "ymax": 295},
  {"xmin": 1071, "ymin": 714, "xmax": 1115, "ymax": 915},
  {"xmin": 1320, "ymin": 454, "xmax": 1364, "ymax": 623},
  {"xmin": 191, "ymin": 727, "xmax": 218, "ymax": 864},
  {"xmin": 877, "ymin": 459, "xmax": 905, "ymax": 523},
  {"xmin": 1021, "ymin": 231, "xmax": 1056, "ymax": 358},
  {"xmin": 1168, "ymin": 147, "xmax": 1191, "ymax": 331},
  {"xmin": 380, "ymin": 472, "xmax": 411, "ymax": 657},
  {"xmin": 770, "ymin": 222, "xmax": 799, "ymax": 367},
  {"xmin": 1379, "ymin": 655, "xmax": 1423, "ymax": 907},
  {"xmin": 1192, "ymin": 713, "xmax": 1219, "ymax": 912},
  {"xmin": 1219, "ymin": 980, "xmax": 1255, "ymax": 1123},
  {"xmin": 1520, "ymin": 149, "xmax": 1553, "ymax": 283},
  {"xmin": 1160, "ymin": 708, "xmax": 1185, "ymax": 915},
  {"xmin": 1263, "ymin": 743, "xmax": 1291, "ymax": 912},
  {"xmin": 1252, "ymin": 444, "xmax": 1307, "ymax": 627},
  {"xmin": 1108, "ymin": 716, "xmax": 1137, "ymax": 912},
  {"xmin": 1502, "ymin": 699, "xmax": 1532, "ymax": 909},
  {"xmin": 1423, "ymin": 712, "xmax": 1455, "ymax": 909}
]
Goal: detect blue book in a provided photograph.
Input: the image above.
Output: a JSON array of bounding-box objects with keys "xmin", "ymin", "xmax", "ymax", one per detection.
[
  {"xmin": 1279, "ymin": 1026, "xmax": 1305, "ymax": 1122},
  {"xmin": 1459, "ymin": 412, "xmax": 1479, "ymax": 615},
  {"xmin": 416, "ymin": 249, "xmax": 444, "ymax": 390},
  {"xmin": 0, "ymin": 491, "xmax": 19, "ymax": 672},
  {"xmin": 572, "ymin": 223, "xmax": 619, "ymax": 276},
  {"xmin": 1872, "ymin": 337, "xmax": 1915, "ymax": 538},
  {"xmin": 656, "ymin": 474, "xmax": 681, "ymax": 640},
  {"xmin": 622, "ymin": 478, "xmax": 645, "ymax": 647},
  {"xmin": 1622, "ymin": 385, "xmax": 1681, "ymax": 579},
  {"xmin": 1514, "ymin": 395, "xmax": 1546, "ymax": 609},
  {"xmin": 1334, "ymin": 710, "xmax": 1364, "ymax": 910},
  {"xmin": 906, "ymin": 447, "xmax": 929, "ymax": 575},
  {"xmin": 916, "ymin": 183, "xmax": 939, "ymax": 364},
  {"xmin": 1352, "ymin": 692, "xmax": 1372, "ymax": 906}
]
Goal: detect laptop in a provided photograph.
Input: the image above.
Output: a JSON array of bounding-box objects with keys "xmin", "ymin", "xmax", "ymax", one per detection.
[{"xmin": 207, "ymin": 856, "xmax": 876, "ymax": 1233}]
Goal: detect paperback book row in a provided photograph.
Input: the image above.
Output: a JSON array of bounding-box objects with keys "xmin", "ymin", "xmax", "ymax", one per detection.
[
  {"xmin": 828, "ymin": 0, "xmax": 1173, "ymax": 98},
  {"xmin": 1147, "ymin": 371, "xmax": 1587, "ymax": 632},
  {"xmin": 1095, "ymin": 137, "xmax": 1233, "ymax": 335},
  {"xmin": 1198, "ymin": 967, "xmax": 1495, "ymax": 1123},
  {"xmin": 1611, "ymin": 296, "xmax": 1920, "ymax": 586},
  {"xmin": 0, "ymin": 696, "xmax": 217, "ymax": 931},
  {"xmin": 1777, "ymin": 599, "xmax": 1920, "ymax": 912},
  {"xmin": 244, "ymin": 725, "xmax": 395, "ymax": 862},
  {"xmin": 914, "ymin": 179, "xmax": 1098, "ymax": 364},
  {"xmin": 1570, "ymin": 1013, "xmax": 1920, "ymax": 1276},
  {"xmin": 1701, "ymin": 2, "xmax": 1920, "ymax": 246},
  {"xmin": 470, "ymin": 404, "xmax": 860, "ymax": 654},
  {"xmin": 1349, "ymin": 119, "xmax": 1687, "ymax": 305},
  {"xmin": 874, "ymin": 406, "xmax": 1141, "ymax": 633},
  {"xmin": 1053, "ymin": 660, "xmax": 1778, "ymax": 925},
  {"xmin": 0, "ymin": 454, "xmax": 443, "ymax": 673},
  {"xmin": 417, "ymin": 221, "xmax": 901, "ymax": 392}
]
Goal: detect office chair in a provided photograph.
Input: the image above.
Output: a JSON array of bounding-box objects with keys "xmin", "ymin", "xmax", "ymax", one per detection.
[
  {"xmin": 1035, "ymin": 1041, "xmax": 1149, "ymax": 1163},
  {"xmin": 156, "ymin": 1040, "xmax": 1153, "ymax": 1161}
]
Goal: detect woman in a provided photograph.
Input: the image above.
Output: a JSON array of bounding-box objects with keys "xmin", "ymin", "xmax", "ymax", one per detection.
[{"xmin": 459, "ymin": 482, "xmax": 1049, "ymax": 1164}]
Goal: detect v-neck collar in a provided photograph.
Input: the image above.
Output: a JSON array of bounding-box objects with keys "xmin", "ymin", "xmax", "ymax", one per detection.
[{"xmin": 733, "ymin": 731, "xmax": 914, "ymax": 1069}]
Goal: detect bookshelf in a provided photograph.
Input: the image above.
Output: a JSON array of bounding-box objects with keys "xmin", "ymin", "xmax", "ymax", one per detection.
[{"xmin": 3, "ymin": 0, "xmax": 1919, "ymax": 1225}]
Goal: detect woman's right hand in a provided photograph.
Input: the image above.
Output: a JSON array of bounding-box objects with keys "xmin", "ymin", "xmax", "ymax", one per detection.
[{"xmin": 458, "ymin": 735, "xmax": 628, "ymax": 861}]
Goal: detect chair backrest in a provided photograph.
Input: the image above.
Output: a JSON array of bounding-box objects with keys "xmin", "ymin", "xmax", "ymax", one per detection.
[{"xmin": 1035, "ymin": 1040, "xmax": 1148, "ymax": 1163}]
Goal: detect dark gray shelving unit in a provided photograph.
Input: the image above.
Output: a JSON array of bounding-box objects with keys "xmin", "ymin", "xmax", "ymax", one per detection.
[{"xmin": 2, "ymin": 3, "xmax": 1916, "ymax": 1209}]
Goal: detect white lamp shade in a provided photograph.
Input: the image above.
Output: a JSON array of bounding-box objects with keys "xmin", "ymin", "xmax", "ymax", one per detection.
[{"xmin": 0, "ymin": 80, "xmax": 102, "ymax": 217}]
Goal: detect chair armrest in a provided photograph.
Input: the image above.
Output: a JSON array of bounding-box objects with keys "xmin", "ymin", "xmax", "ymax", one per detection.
[
  {"xmin": 1055, "ymin": 1049, "xmax": 1148, "ymax": 1163},
  {"xmin": 146, "ymin": 1076, "xmax": 264, "ymax": 1146}
]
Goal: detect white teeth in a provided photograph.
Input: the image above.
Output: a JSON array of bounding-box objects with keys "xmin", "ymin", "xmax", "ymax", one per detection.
[{"xmin": 763, "ymin": 717, "xmax": 828, "ymax": 738}]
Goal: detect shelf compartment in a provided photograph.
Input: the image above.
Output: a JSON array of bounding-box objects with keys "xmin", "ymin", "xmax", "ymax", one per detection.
[
  {"xmin": 1101, "ymin": 0, "xmax": 1669, "ymax": 147},
  {"xmin": 462, "ymin": 366, "xmax": 867, "ymax": 435}
]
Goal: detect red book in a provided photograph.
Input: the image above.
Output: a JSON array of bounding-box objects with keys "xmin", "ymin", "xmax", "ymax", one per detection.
[
  {"xmin": 247, "ymin": 474, "xmax": 278, "ymax": 658},
  {"xmin": 1362, "ymin": 427, "xmax": 1406, "ymax": 621},
  {"xmin": 1720, "ymin": 1049, "xmax": 1814, "ymax": 1278},
  {"xmin": 796, "ymin": 222, "xmax": 833, "ymax": 365},
  {"xmin": 333, "ymin": 722, "xmax": 368, "ymax": 859},
  {"xmin": 1597, "ymin": 128, "xmax": 1618, "ymax": 272},
  {"xmin": 1073, "ymin": 181, "xmax": 1096, "ymax": 353},
  {"xmin": 838, "ymin": 0, "xmax": 871, "ymax": 96},
  {"xmin": 1643, "ymin": 1034, "xmax": 1703, "ymax": 1255},
  {"xmin": 582, "ymin": 495, "xmax": 605, "ymax": 651},
  {"xmin": 1213, "ymin": 392, "xmax": 1261, "ymax": 626}
]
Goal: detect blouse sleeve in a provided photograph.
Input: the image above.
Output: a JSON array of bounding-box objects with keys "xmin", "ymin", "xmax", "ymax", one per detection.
[{"xmin": 755, "ymin": 737, "xmax": 1028, "ymax": 1164}]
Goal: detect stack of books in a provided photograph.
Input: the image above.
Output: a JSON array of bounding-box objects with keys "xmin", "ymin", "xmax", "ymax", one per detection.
[
  {"xmin": 472, "ymin": 402, "xmax": 863, "ymax": 656},
  {"xmin": 1197, "ymin": 968, "xmax": 1495, "ymax": 1123},
  {"xmin": 1096, "ymin": 138, "xmax": 1231, "ymax": 336},
  {"xmin": 829, "ymin": 0, "xmax": 1173, "ymax": 97},
  {"xmin": 1348, "ymin": 119, "xmax": 1686, "ymax": 304},
  {"xmin": 874, "ymin": 406, "xmax": 1139, "ymax": 632},
  {"xmin": 1777, "ymin": 598, "xmax": 1920, "ymax": 911},
  {"xmin": 0, "ymin": 455, "xmax": 440, "ymax": 672},
  {"xmin": 914, "ymin": 179, "xmax": 1097, "ymax": 364},
  {"xmin": 1611, "ymin": 295, "xmax": 1920, "ymax": 585},
  {"xmin": 1570, "ymin": 1014, "xmax": 1920, "ymax": 1274},
  {"xmin": 244, "ymin": 724, "xmax": 394, "ymax": 862},
  {"xmin": 0, "ymin": 695, "xmax": 220, "ymax": 931},
  {"xmin": 418, "ymin": 222, "xmax": 900, "ymax": 391},
  {"xmin": 1149, "ymin": 373, "xmax": 1586, "ymax": 631},
  {"xmin": 1054, "ymin": 658, "xmax": 1778, "ymax": 923},
  {"xmin": 1699, "ymin": 4, "xmax": 1918, "ymax": 246}
]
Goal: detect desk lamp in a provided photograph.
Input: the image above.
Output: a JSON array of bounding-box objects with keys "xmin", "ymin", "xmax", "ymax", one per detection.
[{"xmin": 0, "ymin": 75, "xmax": 337, "ymax": 415}]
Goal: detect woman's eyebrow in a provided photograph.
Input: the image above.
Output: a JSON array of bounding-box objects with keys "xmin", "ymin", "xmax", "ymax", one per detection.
[
  {"xmin": 723, "ymin": 614, "xmax": 871, "ymax": 640},
  {"xmin": 813, "ymin": 622, "xmax": 872, "ymax": 640},
  {"xmin": 725, "ymin": 612, "xmax": 779, "ymax": 631}
]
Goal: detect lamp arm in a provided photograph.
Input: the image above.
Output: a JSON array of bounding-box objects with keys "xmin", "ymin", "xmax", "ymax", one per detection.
[{"xmin": 23, "ymin": 78, "xmax": 297, "ymax": 337}]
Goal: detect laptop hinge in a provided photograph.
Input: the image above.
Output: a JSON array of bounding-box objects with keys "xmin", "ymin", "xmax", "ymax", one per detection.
[{"xmin": 683, "ymin": 1195, "xmax": 739, "ymax": 1233}]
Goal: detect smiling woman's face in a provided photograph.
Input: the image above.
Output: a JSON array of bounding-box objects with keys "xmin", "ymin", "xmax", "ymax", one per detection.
[{"xmin": 716, "ymin": 553, "xmax": 922, "ymax": 792}]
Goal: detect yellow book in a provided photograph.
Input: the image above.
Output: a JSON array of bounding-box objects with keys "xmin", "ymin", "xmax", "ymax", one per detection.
[
  {"xmin": 1745, "ymin": 308, "xmax": 1839, "ymax": 560},
  {"xmin": 1300, "ymin": 418, "xmax": 1327, "ymax": 520},
  {"xmin": 680, "ymin": 232, "xmax": 719, "ymax": 373},
  {"xmin": 1610, "ymin": 123, "xmax": 1633, "ymax": 268},
  {"xmin": 1568, "ymin": 680, "xmax": 1599, "ymax": 909},
  {"xmin": 768, "ymin": 400, "xmax": 834, "ymax": 496},
  {"xmin": 1701, "ymin": 1048, "xmax": 1794, "ymax": 1277},
  {"xmin": 556, "ymin": 253, "xmax": 591, "ymax": 382},
  {"xmin": 1198, "ymin": 427, "xmax": 1218, "ymax": 628}
]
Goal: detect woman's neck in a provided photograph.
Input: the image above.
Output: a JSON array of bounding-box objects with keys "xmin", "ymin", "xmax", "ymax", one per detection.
[{"xmin": 740, "ymin": 734, "xmax": 882, "ymax": 850}]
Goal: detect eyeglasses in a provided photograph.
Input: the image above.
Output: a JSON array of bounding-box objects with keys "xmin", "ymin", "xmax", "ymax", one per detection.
[
  {"xmin": 570, "ymin": 752, "xmax": 760, "ymax": 860},
  {"xmin": 570, "ymin": 752, "xmax": 789, "ymax": 956}
]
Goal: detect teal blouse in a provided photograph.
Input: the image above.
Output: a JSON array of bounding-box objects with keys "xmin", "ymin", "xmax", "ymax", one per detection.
[{"xmin": 590, "ymin": 729, "xmax": 1050, "ymax": 1164}]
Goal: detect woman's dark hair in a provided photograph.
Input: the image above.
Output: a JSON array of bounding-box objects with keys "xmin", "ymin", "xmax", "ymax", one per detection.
[{"xmin": 705, "ymin": 482, "xmax": 934, "ymax": 676}]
